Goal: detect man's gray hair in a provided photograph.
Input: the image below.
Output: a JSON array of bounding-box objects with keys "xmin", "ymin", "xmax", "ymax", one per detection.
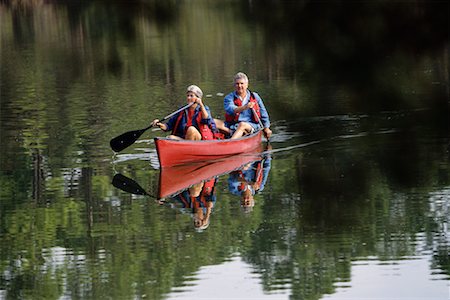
[
  {"xmin": 186, "ymin": 84, "xmax": 203, "ymax": 98},
  {"xmin": 234, "ymin": 72, "xmax": 249, "ymax": 83}
]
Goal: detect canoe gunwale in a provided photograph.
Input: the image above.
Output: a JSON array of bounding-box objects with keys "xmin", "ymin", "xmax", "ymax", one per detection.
[{"xmin": 154, "ymin": 130, "xmax": 262, "ymax": 144}]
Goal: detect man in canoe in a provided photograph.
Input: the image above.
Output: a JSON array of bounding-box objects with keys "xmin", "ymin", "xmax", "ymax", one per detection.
[
  {"xmin": 151, "ymin": 85, "xmax": 217, "ymax": 140},
  {"xmin": 223, "ymin": 72, "xmax": 272, "ymax": 139}
]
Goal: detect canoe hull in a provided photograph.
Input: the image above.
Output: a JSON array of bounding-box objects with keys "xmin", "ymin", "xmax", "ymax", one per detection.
[{"xmin": 154, "ymin": 131, "xmax": 263, "ymax": 168}]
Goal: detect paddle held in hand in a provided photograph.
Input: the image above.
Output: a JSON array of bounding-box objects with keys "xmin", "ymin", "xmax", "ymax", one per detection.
[{"xmin": 110, "ymin": 102, "xmax": 194, "ymax": 152}]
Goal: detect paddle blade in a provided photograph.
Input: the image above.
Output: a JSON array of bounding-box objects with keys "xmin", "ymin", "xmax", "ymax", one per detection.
[
  {"xmin": 110, "ymin": 127, "xmax": 148, "ymax": 152},
  {"xmin": 112, "ymin": 173, "xmax": 149, "ymax": 195}
]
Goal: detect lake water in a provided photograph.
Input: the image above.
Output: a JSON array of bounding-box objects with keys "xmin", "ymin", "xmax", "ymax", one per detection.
[{"xmin": 1, "ymin": 1, "xmax": 449, "ymax": 299}]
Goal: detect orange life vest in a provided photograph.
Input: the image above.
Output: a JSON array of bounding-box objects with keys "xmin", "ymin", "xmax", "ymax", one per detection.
[{"xmin": 172, "ymin": 107, "xmax": 215, "ymax": 140}]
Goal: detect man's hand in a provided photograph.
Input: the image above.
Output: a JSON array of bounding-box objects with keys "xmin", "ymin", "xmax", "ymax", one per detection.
[{"xmin": 263, "ymin": 127, "xmax": 272, "ymax": 139}]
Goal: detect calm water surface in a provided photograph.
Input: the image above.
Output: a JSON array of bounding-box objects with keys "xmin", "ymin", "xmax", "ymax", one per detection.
[{"xmin": 1, "ymin": 2, "xmax": 449, "ymax": 300}]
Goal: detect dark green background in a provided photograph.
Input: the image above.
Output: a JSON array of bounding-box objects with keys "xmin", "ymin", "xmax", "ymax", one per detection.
[{"xmin": 1, "ymin": 1, "xmax": 449, "ymax": 299}]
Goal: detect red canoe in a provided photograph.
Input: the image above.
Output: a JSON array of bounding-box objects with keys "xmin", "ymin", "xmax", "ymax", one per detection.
[
  {"xmin": 154, "ymin": 130, "xmax": 263, "ymax": 168},
  {"xmin": 158, "ymin": 148, "xmax": 263, "ymax": 199}
]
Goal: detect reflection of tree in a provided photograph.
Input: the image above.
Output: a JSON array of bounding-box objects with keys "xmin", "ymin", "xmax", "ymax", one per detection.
[
  {"xmin": 0, "ymin": 164, "xmax": 266, "ymax": 299},
  {"xmin": 10, "ymin": 79, "xmax": 50, "ymax": 204},
  {"xmin": 1, "ymin": 129, "xmax": 448, "ymax": 299},
  {"xmin": 235, "ymin": 2, "xmax": 449, "ymax": 119},
  {"xmin": 1, "ymin": 1, "xmax": 183, "ymax": 163},
  {"xmin": 1, "ymin": 2, "xmax": 449, "ymax": 299},
  {"xmin": 239, "ymin": 131, "xmax": 450, "ymax": 299},
  {"xmin": 428, "ymin": 188, "xmax": 450, "ymax": 279},
  {"xmin": 31, "ymin": 150, "xmax": 44, "ymax": 203}
]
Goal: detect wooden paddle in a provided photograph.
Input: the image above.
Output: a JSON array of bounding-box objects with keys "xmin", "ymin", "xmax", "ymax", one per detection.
[
  {"xmin": 110, "ymin": 102, "xmax": 194, "ymax": 152},
  {"xmin": 252, "ymin": 107, "xmax": 270, "ymax": 142}
]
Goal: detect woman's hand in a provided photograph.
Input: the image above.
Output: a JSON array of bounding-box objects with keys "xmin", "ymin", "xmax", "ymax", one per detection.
[
  {"xmin": 195, "ymin": 97, "xmax": 204, "ymax": 107},
  {"xmin": 150, "ymin": 119, "xmax": 160, "ymax": 127},
  {"xmin": 151, "ymin": 119, "xmax": 167, "ymax": 131}
]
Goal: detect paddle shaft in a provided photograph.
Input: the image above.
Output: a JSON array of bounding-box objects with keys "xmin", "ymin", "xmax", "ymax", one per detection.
[
  {"xmin": 134, "ymin": 102, "xmax": 195, "ymax": 132},
  {"xmin": 251, "ymin": 107, "xmax": 270, "ymax": 142},
  {"xmin": 158, "ymin": 102, "xmax": 194, "ymax": 124},
  {"xmin": 251, "ymin": 107, "xmax": 264, "ymax": 128}
]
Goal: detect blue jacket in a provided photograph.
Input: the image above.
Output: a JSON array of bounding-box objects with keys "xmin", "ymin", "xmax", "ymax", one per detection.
[{"xmin": 223, "ymin": 90, "xmax": 270, "ymax": 128}]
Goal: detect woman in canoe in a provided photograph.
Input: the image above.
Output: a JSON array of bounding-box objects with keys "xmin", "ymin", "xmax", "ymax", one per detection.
[
  {"xmin": 151, "ymin": 85, "xmax": 218, "ymax": 140},
  {"xmin": 224, "ymin": 72, "xmax": 272, "ymax": 139}
]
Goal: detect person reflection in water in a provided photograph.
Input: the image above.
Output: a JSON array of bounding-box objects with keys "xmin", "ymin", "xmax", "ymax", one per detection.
[
  {"xmin": 228, "ymin": 149, "xmax": 272, "ymax": 212},
  {"xmin": 170, "ymin": 178, "xmax": 217, "ymax": 230}
]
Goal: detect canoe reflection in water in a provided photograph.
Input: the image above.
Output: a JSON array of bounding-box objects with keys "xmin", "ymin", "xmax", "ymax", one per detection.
[
  {"xmin": 227, "ymin": 145, "xmax": 272, "ymax": 212},
  {"xmin": 112, "ymin": 145, "xmax": 271, "ymax": 230},
  {"xmin": 157, "ymin": 147, "xmax": 265, "ymax": 199}
]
